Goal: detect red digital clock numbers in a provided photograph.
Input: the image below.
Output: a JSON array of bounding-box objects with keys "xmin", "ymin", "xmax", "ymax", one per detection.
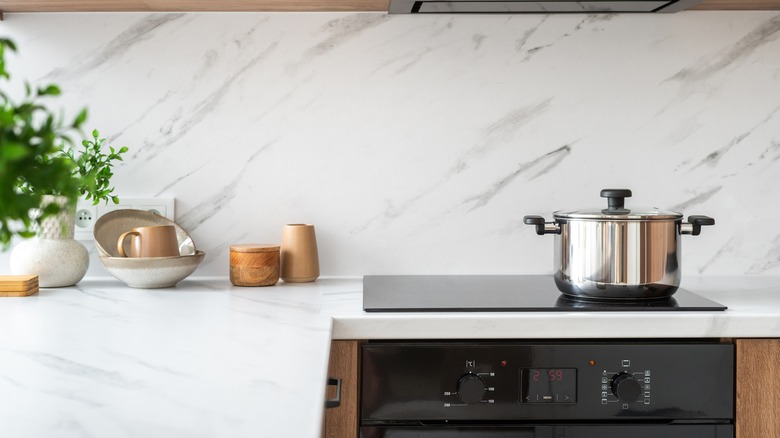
[
  {"xmin": 521, "ymin": 368, "xmax": 577, "ymax": 403},
  {"xmin": 532, "ymin": 369, "xmax": 566, "ymax": 382}
]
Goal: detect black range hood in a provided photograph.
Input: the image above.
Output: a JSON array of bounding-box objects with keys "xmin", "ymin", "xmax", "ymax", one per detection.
[{"xmin": 389, "ymin": 0, "xmax": 703, "ymax": 13}]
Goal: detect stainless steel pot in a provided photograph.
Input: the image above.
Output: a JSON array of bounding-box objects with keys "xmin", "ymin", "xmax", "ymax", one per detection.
[{"xmin": 523, "ymin": 189, "xmax": 714, "ymax": 300}]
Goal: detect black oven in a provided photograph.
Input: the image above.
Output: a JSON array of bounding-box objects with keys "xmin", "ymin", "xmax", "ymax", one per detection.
[{"xmin": 360, "ymin": 340, "xmax": 734, "ymax": 437}]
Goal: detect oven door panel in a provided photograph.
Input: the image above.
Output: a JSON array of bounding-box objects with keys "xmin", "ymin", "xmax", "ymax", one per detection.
[
  {"xmin": 361, "ymin": 342, "xmax": 734, "ymax": 422},
  {"xmin": 360, "ymin": 424, "xmax": 734, "ymax": 437}
]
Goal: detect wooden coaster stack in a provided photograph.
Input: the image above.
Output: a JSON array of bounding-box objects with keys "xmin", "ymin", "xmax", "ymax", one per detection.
[{"xmin": 0, "ymin": 275, "xmax": 39, "ymax": 297}]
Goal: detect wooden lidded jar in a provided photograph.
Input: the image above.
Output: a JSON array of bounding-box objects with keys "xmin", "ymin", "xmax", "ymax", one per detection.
[{"xmin": 229, "ymin": 244, "xmax": 280, "ymax": 287}]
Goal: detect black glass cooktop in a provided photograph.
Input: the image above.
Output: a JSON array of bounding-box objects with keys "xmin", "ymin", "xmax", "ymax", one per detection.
[{"xmin": 363, "ymin": 275, "xmax": 727, "ymax": 312}]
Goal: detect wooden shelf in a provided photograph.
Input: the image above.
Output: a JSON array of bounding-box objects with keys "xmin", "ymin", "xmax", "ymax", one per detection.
[
  {"xmin": 692, "ymin": 0, "xmax": 780, "ymax": 9},
  {"xmin": 0, "ymin": 1, "xmax": 390, "ymax": 12},
  {"xmin": 0, "ymin": 0, "xmax": 778, "ymax": 13}
]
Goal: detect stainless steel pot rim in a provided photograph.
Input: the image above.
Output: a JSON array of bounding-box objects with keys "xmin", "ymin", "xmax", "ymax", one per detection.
[{"xmin": 553, "ymin": 208, "xmax": 682, "ymax": 220}]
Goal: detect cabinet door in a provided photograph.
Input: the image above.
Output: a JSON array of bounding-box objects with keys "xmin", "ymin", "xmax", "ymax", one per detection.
[
  {"xmin": 323, "ymin": 340, "xmax": 360, "ymax": 438},
  {"xmin": 736, "ymin": 339, "xmax": 780, "ymax": 438}
]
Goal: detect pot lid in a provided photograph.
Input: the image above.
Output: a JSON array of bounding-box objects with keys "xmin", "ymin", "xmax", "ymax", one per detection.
[{"xmin": 553, "ymin": 189, "xmax": 683, "ymax": 220}]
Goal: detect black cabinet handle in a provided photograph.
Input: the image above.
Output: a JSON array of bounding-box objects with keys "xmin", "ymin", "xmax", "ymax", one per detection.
[{"xmin": 325, "ymin": 377, "xmax": 342, "ymax": 409}]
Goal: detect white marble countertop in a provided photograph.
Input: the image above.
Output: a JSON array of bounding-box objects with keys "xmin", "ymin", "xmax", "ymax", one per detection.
[
  {"xmin": 0, "ymin": 279, "xmax": 333, "ymax": 438},
  {"xmin": 2, "ymin": 275, "xmax": 780, "ymax": 438}
]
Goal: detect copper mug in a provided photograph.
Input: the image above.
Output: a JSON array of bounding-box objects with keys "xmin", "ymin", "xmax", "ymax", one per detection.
[{"xmin": 117, "ymin": 225, "xmax": 180, "ymax": 258}]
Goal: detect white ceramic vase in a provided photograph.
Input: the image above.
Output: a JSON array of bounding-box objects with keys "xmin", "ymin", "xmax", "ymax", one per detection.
[{"xmin": 10, "ymin": 195, "xmax": 89, "ymax": 287}]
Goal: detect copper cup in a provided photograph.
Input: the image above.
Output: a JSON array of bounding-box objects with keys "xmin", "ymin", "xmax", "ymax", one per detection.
[{"xmin": 117, "ymin": 225, "xmax": 180, "ymax": 258}]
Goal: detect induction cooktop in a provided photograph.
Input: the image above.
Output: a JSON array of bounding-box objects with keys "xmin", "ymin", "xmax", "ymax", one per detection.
[{"xmin": 363, "ymin": 275, "xmax": 727, "ymax": 312}]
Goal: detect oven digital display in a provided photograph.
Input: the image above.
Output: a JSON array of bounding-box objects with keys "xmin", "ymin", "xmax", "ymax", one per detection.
[{"xmin": 520, "ymin": 368, "xmax": 577, "ymax": 403}]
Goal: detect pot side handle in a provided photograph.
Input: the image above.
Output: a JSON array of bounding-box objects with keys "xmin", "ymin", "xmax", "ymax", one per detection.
[
  {"xmin": 523, "ymin": 215, "xmax": 561, "ymax": 235},
  {"xmin": 680, "ymin": 215, "xmax": 715, "ymax": 236}
]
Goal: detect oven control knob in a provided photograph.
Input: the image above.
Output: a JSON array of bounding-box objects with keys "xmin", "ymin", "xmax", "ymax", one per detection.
[
  {"xmin": 457, "ymin": 374, "xmax": 485, "ymax": 404},
  {"xmin": 611, "ymin": 372, "xmax": 642, "ymax": 403}
]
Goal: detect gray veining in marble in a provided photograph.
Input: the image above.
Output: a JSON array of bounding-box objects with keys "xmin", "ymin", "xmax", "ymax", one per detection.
[
  {"xmin": 42, "ymin": 14, "xmax": 189, "ymax": 82},
  {"xmin": 1, "ymin": 11, "xmax": 780, "ymax": 279},
  {"xmin": 667, "ymin": 15, "xmax": 780, "ymax": 83},
  {"xmin": 464, "ymin": 143, "xmax": 572, "ymax": 211}
]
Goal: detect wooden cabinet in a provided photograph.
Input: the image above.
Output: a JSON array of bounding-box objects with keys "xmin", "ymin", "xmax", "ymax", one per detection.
[
  {"xmin": 0, "ymin": 0, "xmax": 779, "ymax": 12},
  {"xmin": 323, "ymin": 340, "xmax": 360, "ymax": 438},
  {"xmin": 736, "ymin": 339, "xmax": 780, "ymax": 438}
]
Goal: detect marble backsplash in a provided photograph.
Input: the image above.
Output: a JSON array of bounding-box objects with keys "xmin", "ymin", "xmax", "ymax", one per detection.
[{"xmin": 1, "ymin": 12, "xmax": 779, "ymax": 278}]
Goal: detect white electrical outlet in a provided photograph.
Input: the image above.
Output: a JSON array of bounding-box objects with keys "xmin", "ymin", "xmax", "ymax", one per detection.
[
  {"xmin": 74, "ymin": 197, "xmax": 175, "ymax": 241},
  {"xmin": 75, "ymin": 206, "xmax": 97, "ymax": 231}
]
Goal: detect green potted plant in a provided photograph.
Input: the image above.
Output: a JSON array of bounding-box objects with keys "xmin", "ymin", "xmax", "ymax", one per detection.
[
  {"xmin": 20, "ymin": 128, "xmax": 129, "ymax": 206},
  {"xmin": 59, "ymin": 129, "xmax": 129, "ymax": 206},
  {"xmin": 0, "ymin": 37, "xmax": 83, "ymax": 248},
  {"xmin": 1, "ymin": 37, "xmax": 128, "ymax": 286}
]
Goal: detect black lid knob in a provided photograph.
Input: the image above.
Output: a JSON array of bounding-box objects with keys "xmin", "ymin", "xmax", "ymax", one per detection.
[{"xmin": 600, "ymin": 189, "xmax": 632, "ymax": 210}]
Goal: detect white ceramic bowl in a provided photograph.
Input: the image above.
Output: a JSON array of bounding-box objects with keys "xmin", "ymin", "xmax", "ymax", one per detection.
[
  {"xmin": 93, "ymin": 209, "xmax": 196, "ymax": 257},
  {"xmin": 99, "ymin": 251, "xmax": 205, "ymax": 289}
]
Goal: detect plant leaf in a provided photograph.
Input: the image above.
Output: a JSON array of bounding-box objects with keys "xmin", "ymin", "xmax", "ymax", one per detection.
[
  {"xmin": 38, "ymin": 84, "xmax": 61, "ymax": 96},
  {"xmin": 72, "ymin": 108, "xmax": 88, "ymax": 128},
  {"xmin": 0, "ymin": 143, "xmax": 29, "ymax": 160}
]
